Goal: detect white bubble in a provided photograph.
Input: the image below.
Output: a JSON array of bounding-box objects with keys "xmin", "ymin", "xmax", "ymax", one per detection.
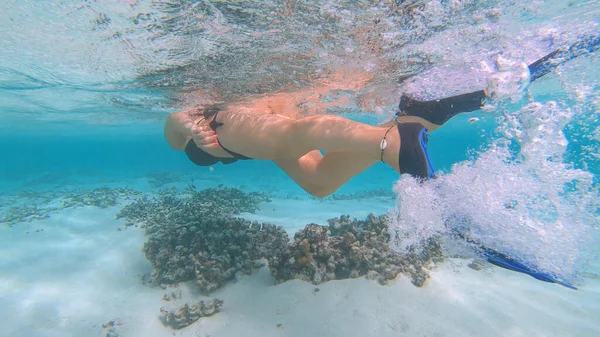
[
  {"xmin": 389, "ymin": 101, "xmax": 599, "ymax": 283},
  {"xmin": 486, "ymin": 57, "xmax": 531, "ymax": 103}
]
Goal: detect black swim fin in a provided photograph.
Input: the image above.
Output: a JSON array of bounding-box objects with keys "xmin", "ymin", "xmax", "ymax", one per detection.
[
  {"xmin": 449, "ymin": 226, "xmax": 577, "ymax": 290},
  {"xmin": 397, "ymin": 33, "xmax": 600, "ymax": 125}
]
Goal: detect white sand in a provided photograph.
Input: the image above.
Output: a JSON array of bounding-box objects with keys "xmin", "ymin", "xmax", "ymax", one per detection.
[{"xmin": 1, "ymin": 198, "xmax": 598, "ymax": 337}]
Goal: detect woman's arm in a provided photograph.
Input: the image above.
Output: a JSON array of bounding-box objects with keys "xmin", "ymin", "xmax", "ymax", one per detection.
[{"xmin": 164, "ymin": 111, "xmax": 193, "ymax": 151}]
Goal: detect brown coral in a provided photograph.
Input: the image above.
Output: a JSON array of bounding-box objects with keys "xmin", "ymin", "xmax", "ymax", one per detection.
[{"xmin": 268, "ymin": 214, "xmax": 442, "ymax": 286}]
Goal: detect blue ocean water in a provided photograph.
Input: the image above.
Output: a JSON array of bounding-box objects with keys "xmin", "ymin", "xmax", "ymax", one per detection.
[
  {"xmin": 1, "ymin": 1, "xmax": 600, "ymax": 336},
  {"xmin": 1, "ymin": 0, "xmax": 598, "ymax": 277}
]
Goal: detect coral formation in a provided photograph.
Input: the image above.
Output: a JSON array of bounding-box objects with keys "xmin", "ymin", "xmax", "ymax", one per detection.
[
  {"xmin": 1, "ymin": 187, "xmax": 139, "ymax": 225},
  {"xmin": 159, "ymin": 299, "xmax": 223, "ymax": 329},
  {"xmin": 117, "ymin": 186, "xmax": 270, "ymax": 225},
  {"xmin": 268, "ymin": 214, "xmax": 442, "ymax": 287},
  {"xmin": 163, "ymin": 289, "xmax": 182, "ymax": 302},
  {"xmin": 190, "ymin": 220, "xmax": 289, "ymax": 292},
  {"xmin": 313, "ymin": 189, "xmax": 395, "ymax": 201},
  {"xmin": 101, "ymin": 318, "xmax": 122, "ymax": 337},
  {"xmin": 0, "ymin": 204, "xmax": 49, "ymax": 225},
  {"xmin": 61, "ymin": 187, "xmax": 139, "ymax": 208},
  {"xmin": 118, "ymin": 186, "xmax": 289, "ymax": 293},
  {"xmin": 120, "ymin": 186, "xmax": 441, "ymax": 290}
]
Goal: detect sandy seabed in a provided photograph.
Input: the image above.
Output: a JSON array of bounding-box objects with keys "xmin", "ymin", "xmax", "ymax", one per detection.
[{"xmin": 1, "ymin": 196, "xmax": 598, "ymax": 337}]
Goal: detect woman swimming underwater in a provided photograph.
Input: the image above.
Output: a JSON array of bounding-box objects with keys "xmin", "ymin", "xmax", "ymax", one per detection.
[{"xmin": 164, "ymin": 73, "xmax": 436, "ymax": 198}]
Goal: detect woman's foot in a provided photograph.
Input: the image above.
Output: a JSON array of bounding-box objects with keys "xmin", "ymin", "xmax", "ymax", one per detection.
[{"xmin": 382, "ymin": 122, "xmax": 436, "ymax": 179}]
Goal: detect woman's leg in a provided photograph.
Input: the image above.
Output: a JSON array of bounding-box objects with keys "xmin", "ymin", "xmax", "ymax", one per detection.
[
  {"xmin": 216, "ymin": 111, "xmax": 400, "ymax": 169},
  {"xmin": 190, "ymin": 114, "xmax": 385, "ymax": 197},
  {"xmin": 273, "ymin": 150, "xmax": 379, "ymax": 198}
]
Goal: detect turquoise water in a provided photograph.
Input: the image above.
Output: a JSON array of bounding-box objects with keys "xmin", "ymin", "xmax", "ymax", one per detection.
[{"xmin": 1, "ymin": 1, "xmax": 600, "ymax": 336}]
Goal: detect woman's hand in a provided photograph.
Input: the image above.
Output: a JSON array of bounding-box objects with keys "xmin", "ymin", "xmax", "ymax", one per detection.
[
  {"xmin": 165, "ymin": 109, "xmax": 220, "ymax": 151},
  {"xmin": 190, "ymin": 116, "xmax": 220, "ymax": 149}
]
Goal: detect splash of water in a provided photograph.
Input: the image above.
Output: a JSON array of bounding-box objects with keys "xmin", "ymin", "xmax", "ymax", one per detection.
[
  {"xmin": 389, "ymin": 100, "xmax": 600, "ymax": 283},
  {"xmin": 486, "ymin": 55, "xmax": 530, "ymax": 103}
]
